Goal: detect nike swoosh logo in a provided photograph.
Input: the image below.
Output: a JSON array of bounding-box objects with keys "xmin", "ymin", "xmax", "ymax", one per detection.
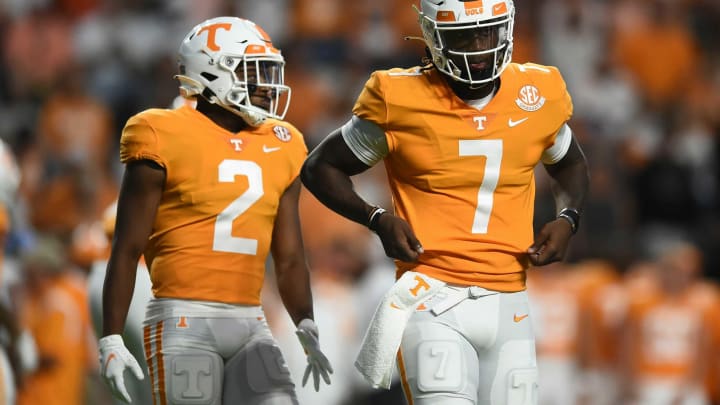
[
  {"xmin": 103, "ymin": 353, "xmax": 117, "ymax": 373},
  {"xmin": 389, "ymin": 302, "xmax": 401, "ymax": 310},
  {"xmin": 513, "ymin": 313, "xmax": 529, "ymax": 322},
  {"xmin": 263, "ymin": 145, "xmax": 281, "ymax": 153},
  {"xmin": 508, "ymin": 117, "xmax": 529, "ymax": 128}
]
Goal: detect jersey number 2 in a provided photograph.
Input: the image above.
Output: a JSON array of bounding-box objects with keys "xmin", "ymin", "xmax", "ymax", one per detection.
[
  {"xmin": 459, "ymin": 139, "xmax": 503, "ymax": 234},
  {"xmin": 212, "ymin": 159, "xmax": 263, "ymax": 254}
]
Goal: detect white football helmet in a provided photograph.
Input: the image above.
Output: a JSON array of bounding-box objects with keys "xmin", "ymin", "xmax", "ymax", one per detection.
[
  {"xmin": 175, "ymin": 17, "xmax": 291, "ymax": 126},
  {"xmin": 418, "ymin": 0, "xmax": 514, "ymax": 86}
]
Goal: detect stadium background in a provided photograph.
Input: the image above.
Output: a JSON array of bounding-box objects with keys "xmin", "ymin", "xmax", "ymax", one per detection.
[{"xmin": 0, "ymin": 0, "xmax": 718, "ymax": 404}]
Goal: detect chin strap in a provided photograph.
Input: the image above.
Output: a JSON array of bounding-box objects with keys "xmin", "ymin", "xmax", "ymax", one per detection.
[{"xmin": 403, "ymin": 36, "xmax": 425, "ymax": 42}]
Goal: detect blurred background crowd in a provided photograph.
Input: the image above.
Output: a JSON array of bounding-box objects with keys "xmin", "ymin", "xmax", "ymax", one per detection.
[{"xmin": 0, "ymin": 0, "xmax": 718, "ymax": 404}]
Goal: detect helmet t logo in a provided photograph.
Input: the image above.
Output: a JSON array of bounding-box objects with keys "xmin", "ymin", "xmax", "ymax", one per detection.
[{"xmin": 198, "ymin": 23, "xmax": 232, "ymax": 51}]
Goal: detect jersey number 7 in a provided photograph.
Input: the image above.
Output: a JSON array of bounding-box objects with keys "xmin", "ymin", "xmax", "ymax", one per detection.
[{"xmin": 459, "ymin": 139, "xmax": 503, "ymax": 234}]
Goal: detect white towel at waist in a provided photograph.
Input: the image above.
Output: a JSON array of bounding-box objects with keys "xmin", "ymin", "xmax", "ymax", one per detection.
[{"xmin": 355, "ymin": 271, "xmax": 445, "ymax": 389}]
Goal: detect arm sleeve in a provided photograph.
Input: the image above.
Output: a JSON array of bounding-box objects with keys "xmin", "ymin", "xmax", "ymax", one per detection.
[
  {"xmin": 340, "ymin": 115, "xmax": 389, "ymax": 167},
  {"xmin": 541, "ymin": 123, "xmax": 573, "ymax": 164}
]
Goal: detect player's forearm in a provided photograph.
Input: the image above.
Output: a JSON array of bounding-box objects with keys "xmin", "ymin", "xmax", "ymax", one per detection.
[
  {"xmin": 549, "ymin": 161, "xmax": 588, "ymax": 213},
  {"xmin": 546, "ymin": 141, "xmax": 589, "ymax": 213},
  {"xmin": 101, "ymin": 256, "xmax": 138, "ymax": 336},
  {"xmin": 275, "ymin": 263, "xmax": 314, "ymax": 326},
  {"xmin": 301, "ymin": 158, "xmax": 375, "ymax": 227}
]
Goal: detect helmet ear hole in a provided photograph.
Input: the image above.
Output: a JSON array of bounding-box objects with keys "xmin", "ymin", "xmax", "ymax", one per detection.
[
  {"xmin": 223, "ymin": 57, "xmax": 235, "ymax": 68},
  {"xmin": 228, "ymin": 91, "xmax": 241, "ymax": 102}
]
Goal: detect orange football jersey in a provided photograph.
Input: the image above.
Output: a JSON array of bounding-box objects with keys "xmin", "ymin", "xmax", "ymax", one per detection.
[
  {"xmin": 527, "ymin": 268, "xmax": 581, "ymax": 358},
  {"xmin": 627, "ymin": 293, "xmax": 705, "ymax": 379},
  {"xmin": 0, "ymin": 202, "xmax": 8, "ymax": 234},
  {"xmin": 353, "ymin": 63, "xmax": 573, "ymax": 291},
  {"xmin": 120, "ymin": 105, "xmax": 307, "ymax": 305},
  {"xmin": 573, "ymin": 261, "xmax": 627, "ymax": 368}
]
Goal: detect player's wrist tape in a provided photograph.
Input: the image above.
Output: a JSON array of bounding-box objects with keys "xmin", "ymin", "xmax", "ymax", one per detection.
[
  {"xmin": 557, "ymin": 208, "xmax": 580, "ymax": 234},
  {"xmin": 367, "ymin": 206, "xmax": 387, "ymax": 232}
]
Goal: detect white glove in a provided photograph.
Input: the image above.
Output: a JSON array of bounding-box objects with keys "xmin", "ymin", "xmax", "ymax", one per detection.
[
  {"xmin": 16, "ymin": 329, "xmax": 38, "ymax": 373},
  {"xmin": 295, "ymin": 318, "xmax": 333, "ymax": 391},
  {"xmin": 98, "ymin": 334, "xmax": 144, "ymax": 403}
]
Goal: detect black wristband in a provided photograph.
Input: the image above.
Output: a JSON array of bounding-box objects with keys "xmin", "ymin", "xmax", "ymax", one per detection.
[
  {"xmin": 367, "ymin": 206, "xmax": 387, "ymax": 232},
  {"xmin": 557, "ymin": 208, "xmax": 580, "ymax": 234}
]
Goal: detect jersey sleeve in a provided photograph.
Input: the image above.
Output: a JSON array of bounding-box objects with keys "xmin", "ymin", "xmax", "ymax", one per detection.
[
  {"xmin": 271, "ymin": 121, "xmax": 307, "ymax": 183},
  {"xmin": 548, "ymin": 65, "xmax": 573, "ymax": 129},
  {"xmin": 527, "ymin": 63, "xmax": 574, "ymax": 150},
  {"xmin": 119, "ymin": 113, "xmax": 168, "ymax": 168},
  {"xmin": 352, "ymin": 71, "xmax": 389, "ymax": 129},
  {"xmin": 557, "ymin": 68, "xmax": 573, "ymax": 123},
  {"xmin": 288, "ymin": 125, "xmax": 308, "ymax": 180}
]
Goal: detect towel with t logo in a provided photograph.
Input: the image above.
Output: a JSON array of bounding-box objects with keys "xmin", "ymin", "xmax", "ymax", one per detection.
[{"xmin": 355, "ymin": 271, "xmax": 445, "ymax": 389}]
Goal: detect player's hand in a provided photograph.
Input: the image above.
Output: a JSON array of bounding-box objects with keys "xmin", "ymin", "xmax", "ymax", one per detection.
[
  {"xmin": 374, "ymin": 213, "xmax": 424, "ymax": 262},
  {"xmin": 99, "ymin": 334, "xmax": 144, "ymax": 403},
  {"xmin": 527, "ymin": 218, "xmax": 573, "ymax": 266},
  {"xmin": 295, "ymin": 318, "xmax": 333, "ymax": 391}
]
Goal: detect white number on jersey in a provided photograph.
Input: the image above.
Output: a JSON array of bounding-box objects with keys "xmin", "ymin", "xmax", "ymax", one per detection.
[
  {"xmin": 459, "ymin": 139, "xmax": 503, "ymax": 234},
  {"xmin": 212, "ymin": 159, "xmax": 263, "ymax": 254}
]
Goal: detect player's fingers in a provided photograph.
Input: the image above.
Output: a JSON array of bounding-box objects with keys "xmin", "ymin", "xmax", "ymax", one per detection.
[
  {"xmin": 528, "ymin": 244, "xmax": 546, "ymax": 266},
  {"xmin": 394, "ymin": 234, "xmax": 422, "ymax": 262},
  {"xmin": 302, "ymin": 365, "xmax": 311, "ymax": 387},
  {"xmin": 130, "ymin": 358, "xmax": 144, "ymax": 380},
  {"xmin": 320, "ymin": 366, "xmax": 332, "ymax": 385},
  {"xmin": 323, "ymin": 358, "xmax": 334, "ymax": 374},
  {"xmin": 527, "ymin": 230, "xmax": 549, "ymax": 255},
  {"xmin": 406, "ymin": 231, "xmax": 423, "ymax": 254},
  {"xmin": 114, "ymin": 376, "xmax": 132, "ymax": 403},
  {"xmin": 313, "ymin": 367, "xmax": 320, "ymax": 391},
  {"xmin": 534, "ymin": 245, "xmax": 560, "ymax": 266},
  {"xmin": 397, "ymin": 248, "xmax": 419, "ymax": 262}
]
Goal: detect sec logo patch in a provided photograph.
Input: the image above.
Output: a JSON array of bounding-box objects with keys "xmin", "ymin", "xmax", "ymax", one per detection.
[
  {"xmin": 515, "ymin": 85, "xmax": 546, "ymax": 112},
  {"xmin": 273, "ymin": 126, "xmax": 291, "ymax": 142}
]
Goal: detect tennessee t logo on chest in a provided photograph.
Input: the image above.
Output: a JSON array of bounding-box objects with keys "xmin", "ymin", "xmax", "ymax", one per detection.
[
  {"xmin": 473, "ymin": 116, "xmax": 488, "ymax": 130},
  {"xmin": 230, "ymin": 139, "xmax": 243, "ymax": 151}
]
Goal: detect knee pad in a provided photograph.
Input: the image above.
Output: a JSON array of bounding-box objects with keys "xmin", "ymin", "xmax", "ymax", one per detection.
[
  {"xmin": 506, "ymin": 368, "xmax": 538, "ymax": 405},
  {"xmin": 245, "ymin": 341, "xmax": 294, "ymax": 394},
  {"xmin": 168, "ymin": 353, "xmax": 222, "ymax": 404},
  {"xmin": 221, "ymin": 339, "xmax": 295, "ymax": 404}
]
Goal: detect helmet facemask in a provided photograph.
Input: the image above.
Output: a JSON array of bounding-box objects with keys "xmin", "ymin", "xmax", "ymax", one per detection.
[
  {"xmin": 418, "ymin": 1, "xmax": 514, "ymax": 86},
  {"xmin": 217, "ymin": 55, "xmax": 291, "ymax": 126}
]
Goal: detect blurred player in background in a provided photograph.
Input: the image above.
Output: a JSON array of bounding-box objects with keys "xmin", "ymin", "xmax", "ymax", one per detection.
[
  {"xmin": 0, "ymin": 137, "xmax": 29, "ymax": 405},
  {"xmin": 526, "ymin": 262, "xmax": 582, "ymax": 405},
  {"xmin": 301, "ymin": 0, "xmax": 589, "ymax": 404},
  {"xmin": 99, "ymin": 17, "xmax": 332, "ymax": 405},
  {"xmin": 621, "ymin": 239, "xmax": 717, "ymax": 405},
  {"xmin": 573, "ymin": 260, "xmax": 626, "ymax": 405}
]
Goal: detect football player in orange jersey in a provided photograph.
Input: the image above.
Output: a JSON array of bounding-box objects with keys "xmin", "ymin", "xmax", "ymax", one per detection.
[
  {"xmin": 98, "ymin": 17, "xmax": 332, "ymax": 405},
  {"xmin": 301, "ymin": 1, "xmax": 589, "ymax": 404}
]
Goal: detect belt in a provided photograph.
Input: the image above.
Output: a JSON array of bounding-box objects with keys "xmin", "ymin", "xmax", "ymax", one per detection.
[{"xmin": 429, "ymin": 285, "xmax": 499, "ymax": 316}]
